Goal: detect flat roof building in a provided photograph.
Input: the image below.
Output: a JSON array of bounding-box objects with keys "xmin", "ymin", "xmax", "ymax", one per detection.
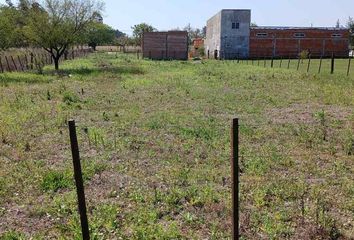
[
  {"xmin": 142, "ymin": 31, "xmax": 188, "ymax": 60},
  {"xmin": 205, "ymin": 10, "xmax": 350, "ymax": 59}
]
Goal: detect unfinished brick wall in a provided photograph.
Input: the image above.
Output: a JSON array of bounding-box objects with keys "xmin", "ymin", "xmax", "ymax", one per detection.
[
  {"xmin": 142, "ymin": 31, "xmax": 188, "ymax": 60},
  {"xmin": 250, "ymin": 28, "xmax": 349, "ymax": 58}
]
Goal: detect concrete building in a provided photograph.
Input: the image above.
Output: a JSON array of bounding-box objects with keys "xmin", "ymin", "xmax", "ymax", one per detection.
[
  {"xmin": 142, "ymin": 31, "xmax": 188, "ymax": 60},
  {"xmin": 205, "ymin": 9, "xmax": 350, "ymax": 59},
  {"xmin": 205, "ymin": 9, "xmax": 251, "ymax": 59}
]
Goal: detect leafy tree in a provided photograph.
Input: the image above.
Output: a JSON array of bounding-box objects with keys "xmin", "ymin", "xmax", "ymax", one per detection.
[
  {"xmin": 115, "ymin": 29, "xmax": 125, "ymax": 39},
  {"xmin": 183, "ymin": 23, "xmax": 205, "ymax": 45},
  {"xmin": 131, "ymin": 23, "xmax": 156, "ymax": 45},
  {"xmin": 0, "ymin": 6, "xmax": 15, "ymax": 50},
  {"xmin": 86, "ymin": 22, "xmax": 115, "ymax": 50},
  {"xmin": 23, "ymin": 0, "xmax": 104, "ymax": 70}
]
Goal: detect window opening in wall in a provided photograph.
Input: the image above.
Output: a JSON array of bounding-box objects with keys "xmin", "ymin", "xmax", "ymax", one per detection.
[
  {"xmin": 232, "ymin": 22, "xmax": 240, "ymax": 29},
  {"xmin": 331, "ymin": 33, "xmax": 342, "ymax": 38},
  {"xmin": 256, "ymin": 33, "xmax": 268, "ymax": 37},
  {"xmin": 294, "ymin": 33, "xmax": 305, "ymax": 38}
]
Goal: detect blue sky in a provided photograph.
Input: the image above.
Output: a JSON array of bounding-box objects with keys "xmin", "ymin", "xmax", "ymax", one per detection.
[
  {"xmin": 103, "ymin": 0, "xmax": 354, "ymax": 34},
  {"xmin": 1, "ymin": 0, "xmax": 353, "ymax": 35}
]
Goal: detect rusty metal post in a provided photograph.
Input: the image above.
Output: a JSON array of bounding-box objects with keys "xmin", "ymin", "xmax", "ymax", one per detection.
[
  {"xmin": 331, "ymin": 53, "xmax": 335, "ymax": 74},
  {"xmin": 347, "ymin": 56, "xmax": 351, "ymax": 76},
  {"xmin": 231, "ymin": 118, "xmax": 239, "ymax": 240},
  {"xmin": 68, "ymin": 120, "xmax": 90, "ymax": 240}
]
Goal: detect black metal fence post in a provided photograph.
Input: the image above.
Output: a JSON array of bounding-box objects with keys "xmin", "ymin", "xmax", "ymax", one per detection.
[
  {"xmin": 307, "ymin": 54, "xmax": 311, "ymax": 73},
  {"xmin": 271, "ymin": 56, "xmax": 274, "ymax": 68},
  {"xmin": 231, "ymin": 118, "xmax": 239, "ymax": 240},
  {"xmin": 318, "ymin": 55, "xmax": 323, "ymax": 74},
  {"xmin": 331, "ymin": 53, "xmax": 335, "ymax": 74},
  {"xmin": 263, "ymin": 55, "xmax": 266, "ymax": 68},
  {"xmin": 279, "ymin": 56, "xmax": 283, "ymax": 68},
  {"xmin": 68, "ymin": 120, "xmax": 90, "ymax": 240}
]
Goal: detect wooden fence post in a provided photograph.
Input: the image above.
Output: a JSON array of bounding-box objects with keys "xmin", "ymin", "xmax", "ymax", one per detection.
[
  {"xmin": 18, "ymin": 56, "xmax": 24, "ymax": 72},
  {"xmin": 11, "ymin": 56, "xmax": 17, "ymax": 71},
  {"xmin": 0, "ymin": 56, "xmax": 3, "ymax": 73},
  {"xmin": 68, "ymin": 120, "xmax": 90, "ymax": 240},
  {"xmin": 231, "ymin": 118, "xmax": 240, "ymax": 240},
  {"xmin": 30, "ymin": 53, "xmax": 34, "ymax": 70},
  {"xmin": 24, "ymin": 54, "xmax": 29, "ymax": 70},
  {"xmin": 5, "ymin": 56, "xmax": 11, "ymax": 72}
]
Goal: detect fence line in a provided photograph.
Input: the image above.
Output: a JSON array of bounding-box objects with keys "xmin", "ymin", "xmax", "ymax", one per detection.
[
  {"xmin": 0, "ymin": 48, "xmax": 92, "ymax": 74},
  {"xmin": 235, "ymin": 53, "xmax": 353, "ymax": 76}
]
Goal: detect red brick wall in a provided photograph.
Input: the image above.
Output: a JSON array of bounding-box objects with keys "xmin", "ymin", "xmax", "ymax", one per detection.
[
  {"xmin": 142, "ymin": 31, "xmax": 188, "ymax": 60},
  {"xmin": 250, "ymin": 28, "xmax": 349, "ymax": 58}
]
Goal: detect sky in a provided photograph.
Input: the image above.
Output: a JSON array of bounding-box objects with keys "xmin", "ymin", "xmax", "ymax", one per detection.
[{"xmin": 1, "ymin": 0, "xmax": 353, "ymax": 35}]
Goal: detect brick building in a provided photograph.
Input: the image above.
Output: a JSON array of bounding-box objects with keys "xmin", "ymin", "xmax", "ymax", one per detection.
[
  {"xmin": 250, "ymin": 27, "xmax": 349, "ymax": 58},
  {"xmin": 142, "ymin": 31, "xmax": 188, "ymax": 60},
  {"xmin": 205, "ymin": 9, "xmax": 350, "ymax": 59}
]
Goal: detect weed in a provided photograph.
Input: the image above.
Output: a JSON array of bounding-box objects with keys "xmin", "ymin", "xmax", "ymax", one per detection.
[
  {"xmin": 41, "ymin": 169, "xmax": 72, "ymax": 192},
  {"xmin": 62, "ymin": 90, "xmax": 80, "ymax": 105}
]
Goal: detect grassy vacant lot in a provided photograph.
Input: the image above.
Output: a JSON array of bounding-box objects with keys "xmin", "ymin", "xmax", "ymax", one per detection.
[{"xmin": 0, "ymin": 53, "xmax": 353, "ymax": 239}]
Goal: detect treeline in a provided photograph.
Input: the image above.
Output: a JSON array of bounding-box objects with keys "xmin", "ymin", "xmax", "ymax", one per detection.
[{"xmin": 0, "ymin": 0, "xmax": 115, "ymax": 70}]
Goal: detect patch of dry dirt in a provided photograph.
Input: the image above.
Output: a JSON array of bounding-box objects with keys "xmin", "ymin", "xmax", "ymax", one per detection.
[{"xmin": 267, "ymin": 103, "xmax": 353, "ymax": 124}]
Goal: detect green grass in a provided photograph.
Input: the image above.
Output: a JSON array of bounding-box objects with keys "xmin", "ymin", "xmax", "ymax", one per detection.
[{"xmin": 0, "ymin": 52, "xmax": 353, "ymax": 239}]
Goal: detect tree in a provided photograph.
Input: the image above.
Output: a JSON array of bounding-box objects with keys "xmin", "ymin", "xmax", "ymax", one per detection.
[
  {"xmin": 183, "ymin": 23, "xmax": 205, "ymax": 45},
  {"xmin": 23, "ymin": 0, "xmax": 104, "ymax": 71},
  {"xmin": 86, "ymin": 22, "xmax": 115, "ymax": 50},
  {"xmin": 0, "ymin": 6, "xmax": 15, "ymax": 50},
  {"xmin": 131, "ymin": 23, "xmax": 156, "ymax": 45},
  {"xmin": 115, "ymin": 29, "xmax": 125, "ymax": 39},
  {"xmin": 347, "ymin": 17, "xmax": 354, "ymax": 49},
  {"xmin": 336, "ymin": 19, "xmax": 341, "ymax": 28}
]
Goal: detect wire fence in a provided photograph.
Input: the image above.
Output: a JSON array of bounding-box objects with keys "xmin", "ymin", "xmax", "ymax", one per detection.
[
  {"xmin": 212, "ymin": 50, "xmax": 354, "ymax": 76},
  {"xmin": 0, "ymin": 116, "xmax": 353, "ymax": 238}
]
